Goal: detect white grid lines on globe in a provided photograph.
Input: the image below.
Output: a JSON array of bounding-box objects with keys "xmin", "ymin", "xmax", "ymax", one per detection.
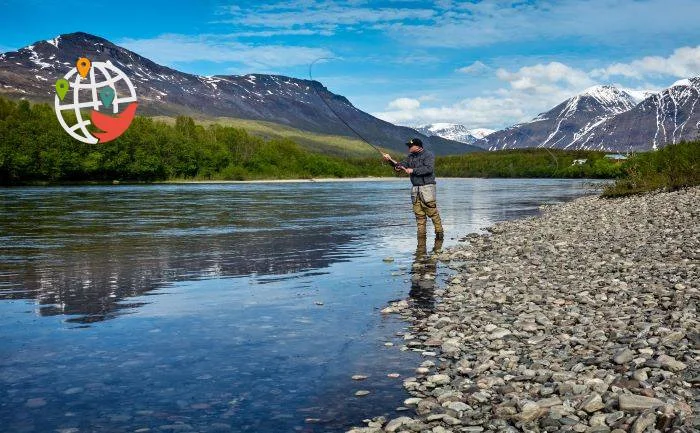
[
  {"xmin": 56, "ymin": 64, "xmax": 137, "ymax": 112},
  {"xmin": 94, "ymin": 63, "xmax": 117, "ymax": 114},
  {"xmin": 72, "ymin": 73, "xmax": 92, "ymax": 141},
  {"xmin": 54, "ymin": 61, "xmax": 137, "ymax": 144},
  {"xmin": 54, "ymin": 68, "xmax": 96, "ymax": 144},
  {"xmin": 89, "ymin": 64, "xmax": 99, "ymax": 111}
]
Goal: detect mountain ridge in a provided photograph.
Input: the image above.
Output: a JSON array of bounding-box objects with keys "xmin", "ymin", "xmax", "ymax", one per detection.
[
  {"xmin": 415, "ymin": 123, "xmax": 494, "ymax": 145},
  {"xmin": 0, "ymin": 32, "xmax": 479, "ymax": 155},
  {"xmin": 479, "ymin": 81, "xmax": 700, "ymax": 152}
]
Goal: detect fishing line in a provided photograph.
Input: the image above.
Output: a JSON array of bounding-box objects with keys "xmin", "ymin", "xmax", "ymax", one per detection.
[{"xmin": 308, "ymin": 57, "xmax": 387, "ymax": 158}]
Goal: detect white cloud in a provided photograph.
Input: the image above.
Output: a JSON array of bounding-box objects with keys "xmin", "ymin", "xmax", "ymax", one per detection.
[
  {"xmin": 456, "ymin": 61, "xmax": 490, "ymax": 75},
  {"xmin": 591, "ymin": 45, "xmax": 700, "ymax": 80},
  {"xmin": 119, "ymin": 34, "xmax": 332, "ymax": 69},
  {"xmin": 387, "ymin": 97, "xmax": 421, "ymax": 110},
  {"xmin": 374, "ymin": 41, "xmax": 700, "ymax": 130},
  {"xmin": 374, "ymin": 95, "xmax": 527, "ymax": 129},
  {"xmin": 374, "ymin": 61, "xmax": 598, "ymax": 129},
  {"xmin": 496, "ymin": 62, "xmax": 595, "ymax": 93}
]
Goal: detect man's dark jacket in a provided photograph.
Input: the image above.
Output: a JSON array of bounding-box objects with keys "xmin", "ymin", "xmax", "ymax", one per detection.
[{"xmin": 400, "ymin": 149, "xmax": 436, "ymax": 186}]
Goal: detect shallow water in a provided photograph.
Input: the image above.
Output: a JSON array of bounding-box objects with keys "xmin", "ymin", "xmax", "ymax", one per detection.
[{"xmin": 0, "ymin": 178, "xmax": 602, "ymax": 432}]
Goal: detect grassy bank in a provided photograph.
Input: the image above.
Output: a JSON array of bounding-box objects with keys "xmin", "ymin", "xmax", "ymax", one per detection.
[{"xmin": 601, "ymin": 140, "xmax": 700, "ymax": 197}]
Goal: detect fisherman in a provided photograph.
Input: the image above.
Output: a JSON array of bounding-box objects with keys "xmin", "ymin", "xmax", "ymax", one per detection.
[{"xmin": 383, "ymin": 138, "xmax": 444, "ymax": 240}]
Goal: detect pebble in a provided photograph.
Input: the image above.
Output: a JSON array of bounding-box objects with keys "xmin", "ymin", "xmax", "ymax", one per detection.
[
  {"xmin": 618, "ymin": 394, "xmax": 664, "ymax": 412},
  {"xmin": 580, "ymin": 393, "xmax": 605, "ymax": 413},
  {"xmin": 348, "ymin": 187, "xmax": 699, "ymax": 433},
  {"xmin": 352, "ymin": 375, "xmax": 368, "ymax": 380},
  {"xmin": 355, "ymin": 390, "xmax": 370, "ymax": 397}
]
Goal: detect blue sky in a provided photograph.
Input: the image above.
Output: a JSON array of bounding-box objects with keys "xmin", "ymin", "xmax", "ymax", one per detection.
[{"xmin": 2, "ymin": 0, "xmax": 700, "ymax": 129}]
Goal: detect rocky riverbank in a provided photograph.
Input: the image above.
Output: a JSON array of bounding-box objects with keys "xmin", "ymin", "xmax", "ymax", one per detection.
[{"xmin": 352, "ymin": 187, "xmax": 699, "ymax": 433}]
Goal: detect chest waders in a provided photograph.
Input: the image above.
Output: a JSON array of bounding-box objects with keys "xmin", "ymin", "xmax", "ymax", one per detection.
[{"xmin": 411, "ymin": 184, "xmax": 444, "ymax": 239}]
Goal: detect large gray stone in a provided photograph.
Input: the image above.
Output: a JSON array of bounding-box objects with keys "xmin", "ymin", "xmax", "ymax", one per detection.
[{"xmin": 618, "ymin": 395, "xmax": 664, "ymax": 412}]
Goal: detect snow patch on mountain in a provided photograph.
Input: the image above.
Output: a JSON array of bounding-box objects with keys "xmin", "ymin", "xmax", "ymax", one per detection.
[
  {"xmin": 45, "ymin": 36, "xmax": 61, "ymax": 48},
  {"xmin": 625, "ymin": 89, "xmax": 659, "ymax": 103},
  {"xmin": 415, "ymin": 123, "xmax": 494, "ymax": 144},
  {"xmin": 579, "ymin": 85, "xmax": 636, "ymax": 112},
  {"xmin": 23, "ymin": 45, "xmax": 52, "ymax": 69}
]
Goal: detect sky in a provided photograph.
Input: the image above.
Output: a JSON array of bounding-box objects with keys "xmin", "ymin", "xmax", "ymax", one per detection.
[{"xmin": 2, "ymin": 0, "xmax": 700, "ymax": 130}]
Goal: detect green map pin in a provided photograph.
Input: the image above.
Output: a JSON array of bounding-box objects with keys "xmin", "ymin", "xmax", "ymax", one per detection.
[
  {"xmin": 98, "ymin": 87, "xmax": 115, "ymax": 109},
  {"xmin": 55, "ymin": 78, "xmax": 69, "ymax": 100}
]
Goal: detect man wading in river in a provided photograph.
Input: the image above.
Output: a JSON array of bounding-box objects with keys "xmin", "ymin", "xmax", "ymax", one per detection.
[{"xmin": 383, "ymin": 138, "xmax": 444, "ymax": 240}]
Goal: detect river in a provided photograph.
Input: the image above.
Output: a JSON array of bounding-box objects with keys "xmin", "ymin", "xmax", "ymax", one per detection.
[{"xmin": 0, "ymin": 178, "xmax": 602, "ymax": 433}]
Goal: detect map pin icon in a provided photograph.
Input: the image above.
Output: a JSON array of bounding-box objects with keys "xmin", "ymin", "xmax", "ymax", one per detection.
[
  {"xmin": 98, "ymin": 86, "xmax": 115, "ymax": 109},
  {"xmin": 55, "ymin": 78, "xmax": 69, "ymax": 100},
  {"xmin": 76, "ymin": 57, "xmax": 91, "ymax": 78}
]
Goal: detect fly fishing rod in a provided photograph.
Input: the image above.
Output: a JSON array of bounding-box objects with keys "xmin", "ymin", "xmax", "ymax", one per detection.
[{"xmin": 308, "ymin": 58, "xmax": 399, "ymax": 168}]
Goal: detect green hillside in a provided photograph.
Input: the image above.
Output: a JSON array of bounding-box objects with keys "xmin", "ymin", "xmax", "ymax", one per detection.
[
  {"xmin": 152, "ymin": 116, "xmax": 386, "ymax": 159},
  {"xmin": 1, "ymin": 96, "xmax": 663, "ymax": 185},
  {"xmin": 0, "ymin": 97, "xmax": 395, "ymax": 184}
]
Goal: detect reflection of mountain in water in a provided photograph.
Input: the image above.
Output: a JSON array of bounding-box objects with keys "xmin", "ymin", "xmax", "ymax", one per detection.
[{"xmin": 1, "ymin": 227, "xmax": 354, "ymax": 324}]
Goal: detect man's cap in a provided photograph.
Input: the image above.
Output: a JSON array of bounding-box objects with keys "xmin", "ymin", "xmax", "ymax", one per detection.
[{"xmin": 406, "ymin": 138, "xmax": 423, "ymax": 147}]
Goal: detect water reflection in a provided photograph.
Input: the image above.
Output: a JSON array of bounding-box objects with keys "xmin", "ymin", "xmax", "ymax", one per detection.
[
  {"xmin": 408, "ymin": 234, "xmax": 443, "ymax": 314},
  {"xmin": 1, "ymin": 228, "xmax": 354, "ymax": 323},
  {"xmin": 0, "ymin": 184, "xmax": 381, "ymax": 323}
]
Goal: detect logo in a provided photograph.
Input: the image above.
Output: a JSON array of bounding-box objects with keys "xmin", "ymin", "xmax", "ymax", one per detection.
[{"xmin": 54, "ymin": 57, "xmax": 138, "ymax": 144}]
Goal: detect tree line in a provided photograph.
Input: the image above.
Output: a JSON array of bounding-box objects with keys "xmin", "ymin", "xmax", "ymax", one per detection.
[
  {"xmin": 0, "ymin": 97, "xmax": 390, "ymax": 184},
  {"xmin": 0, "ymin": 96, "xmax": 640, "ymax": 185}
]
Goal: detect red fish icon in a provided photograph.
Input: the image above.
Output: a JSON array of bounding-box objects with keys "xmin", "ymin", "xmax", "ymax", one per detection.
[{"xmin": 90, "ymin": 102, "xmax": 138, "ymax": 143}]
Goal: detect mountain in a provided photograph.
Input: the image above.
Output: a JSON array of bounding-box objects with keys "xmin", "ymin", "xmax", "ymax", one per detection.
[
  {"xmin": 484, "ymin": 81, "xmax": 700, "ymax": 152},
  {"xmin": 415, "ymin": 123, "xmax": 494, "ymax": 145},
  {"xmin": 485, "ymin": 85, "xmax": 637, "ymax": 151},
  {"xmin": 570, "ymin": 78, "xmax": 700, "ymax": 151},
  {"xmin": 0, "ymin": 32, "xmax": 479, "ymax": 155}
]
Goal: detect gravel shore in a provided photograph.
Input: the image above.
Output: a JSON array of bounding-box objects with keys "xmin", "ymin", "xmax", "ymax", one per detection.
[{"xmin": 352, "ymin": 187, "xmax": 699, "ymax": 433}]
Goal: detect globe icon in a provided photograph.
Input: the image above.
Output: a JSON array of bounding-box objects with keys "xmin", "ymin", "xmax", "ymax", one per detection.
[{"xmin": 54, "ymin": 60, "xmax": 138, "ymax": 144}]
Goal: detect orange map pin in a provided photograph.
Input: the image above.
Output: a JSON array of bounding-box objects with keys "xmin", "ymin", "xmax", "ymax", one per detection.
[{"xmin": 76, "ymin": 57, "xmax": 91, "ymax": 78}]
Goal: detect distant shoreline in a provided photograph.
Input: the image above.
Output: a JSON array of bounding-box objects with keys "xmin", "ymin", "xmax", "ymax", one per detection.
[
  {"xmin": 158, "ymin": 177, "xmax": 403, "ymax": 184},
  {"xmin": 4, "ymin": 177, "xmax": 608, "ymax": 187}
]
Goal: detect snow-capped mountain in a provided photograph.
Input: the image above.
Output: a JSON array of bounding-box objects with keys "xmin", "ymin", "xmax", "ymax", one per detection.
[
  {"xmin": 0, "ymin": 32, "xmax": 479, "ymax": 155},
  {"xmin": 483, "ymin": 81, "xmax": 700, "ymax": 152},
  {"xmin": 484, "ymin": 86, "xmax": 636, "ymax": 151},
  {"xmin": 568, "ymin": 78, "xmax": 700, "ymax": 151},
  {"xmin": 415, "ymin": 123, "xmax": 495, "ymax": 145}
]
